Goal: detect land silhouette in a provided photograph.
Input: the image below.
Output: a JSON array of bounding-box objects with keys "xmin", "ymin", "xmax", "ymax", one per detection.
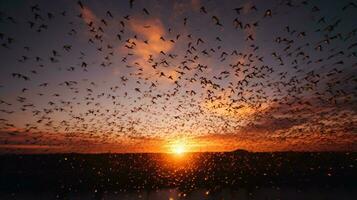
[{"xmin": 1, "ymin": 151, "xmax": 356, "ymax": 199}]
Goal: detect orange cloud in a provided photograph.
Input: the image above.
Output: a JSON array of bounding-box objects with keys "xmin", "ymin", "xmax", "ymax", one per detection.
[
  {"xmin": 0, "ymin": 144, "xmax": 62, "ymax": 149},
  {"xmin": 81, "ymin": 6, "xmax": 98, "ymax": 24},
  {"xmin": 191, "ymin": 0, "xmax": 201, "ymax": 11},
  {"xmin": 189, "ymin": 131, "xmax": 357, "ymax": 152},
  {"xmin": 202, "ymin": 90, "xmax": 270, "ymax": 119},
  {"xmin": 128, "ymin": 18, "xmax": 174, "ymax": 60}
]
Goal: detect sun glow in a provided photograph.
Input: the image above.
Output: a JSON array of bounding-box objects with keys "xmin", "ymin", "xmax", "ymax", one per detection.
[
  {"xmin": 170, "ymin": 141, "xmax": 188, "ymax": 155},
  {"xmin": 173, "ymin": 145, "xmax": 185, "ymax": 155}
]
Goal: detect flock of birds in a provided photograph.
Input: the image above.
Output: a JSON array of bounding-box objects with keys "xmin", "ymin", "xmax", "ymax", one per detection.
[{"xmin": 0, "ymin": 0, "xmax": 356, "ymax": 152}]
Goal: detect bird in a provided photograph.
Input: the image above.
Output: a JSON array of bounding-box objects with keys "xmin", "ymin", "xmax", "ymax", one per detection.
[
  {"xmin": 233, "ymin": 7, "xmax": 243, "ymax": 15},
  {"xmin": 200, "ymin": 6, "xmax": 207, "ymax": 14},
  {"xmin": 212, "ymin": 16, "xmax": 222, "ymax": 26},
  {"xmin": 143, "ymin": 8, "xmax": 150, "ymax": 15},
  {"xmin": 77, "ymin": 1, "xmax": 84, "ymax": 9},
  {"xmin": 264, "ymin": 9, "xmax": 272, "ymax": 17},
  {"xmin": 106, "ymin": 11, "xmax": 113, "ymax": 18}
]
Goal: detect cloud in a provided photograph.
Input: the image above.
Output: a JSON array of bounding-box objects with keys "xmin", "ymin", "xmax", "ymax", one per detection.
[
  {"xmin": 0, "ymin": 144, "xmax": 62, "ymax": 149},
  {"xmin": 191, "ymin": 130, "xmax": 357, "ymax": 152},
  {"xmin": 202, "ymin": 89, "xmax": 270, "ymax": 119},
  {"xmin": 241, "ymin": 115, "xmax": 308, "ymax": 133},
  {"xmin": 128, "ymin": 18, "xmax": 174, "ymax": 60},
  {"xmin": 172, "ymin": 0, "xmax": 201, "ymax": 16},
  {"xmin": 81, "ymin": 6, "xmax": 98, "ymax": 24},
  {"xmin": 191, "ymin": 0, "xmax": 201, "ymax": 10}
]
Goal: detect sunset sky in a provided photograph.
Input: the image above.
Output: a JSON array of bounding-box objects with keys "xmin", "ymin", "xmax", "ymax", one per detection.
[{"xmin": 0, "ymin": 0, "xmax": 356, "ymax": 153}]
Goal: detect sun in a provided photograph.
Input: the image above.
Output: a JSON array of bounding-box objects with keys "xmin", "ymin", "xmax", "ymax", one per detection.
[
  {"xmin": 170, "ymin": 141, "xmax": 187, "ymax": 155},
  {"xmin": 173, "ymin": 145, "xmax": 185, "ymax": 155}
]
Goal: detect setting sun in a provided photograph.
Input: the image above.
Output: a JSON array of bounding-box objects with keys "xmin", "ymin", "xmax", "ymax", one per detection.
[
  {"xmin": 170, "ymin": 141, "xmax": 188, "ymax": 155},
  {"xmin": 173, "ymin": 145, "xmax": 185, "ymax": 155}
]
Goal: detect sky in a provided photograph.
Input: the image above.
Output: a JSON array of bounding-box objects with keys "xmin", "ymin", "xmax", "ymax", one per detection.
[{"xmin": 0, "ymin": 0, "xmax": 356, "ymax": 153}]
